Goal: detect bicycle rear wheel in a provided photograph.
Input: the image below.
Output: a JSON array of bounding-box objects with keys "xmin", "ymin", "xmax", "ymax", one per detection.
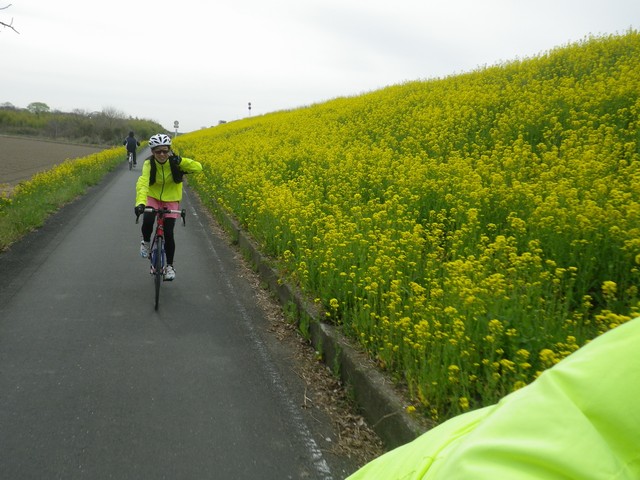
[
  {"xmin": 128, "ymin": 152, "xmax": 133, "ymax": 170},
  {"xmin": 154, "ymin": 236, "xmax": 163, "ymax": 310}
]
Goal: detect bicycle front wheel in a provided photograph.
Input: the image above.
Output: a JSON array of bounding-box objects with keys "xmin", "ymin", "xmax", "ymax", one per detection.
[{"xmin": 154, "ymin": 236, "xmax": 163, "ymax": 310}]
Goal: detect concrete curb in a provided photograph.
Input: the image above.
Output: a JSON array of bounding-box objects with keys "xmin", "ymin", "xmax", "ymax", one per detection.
[{"xmin": 200, "ymin": 194, "xmax": 429, "ymax": 449}]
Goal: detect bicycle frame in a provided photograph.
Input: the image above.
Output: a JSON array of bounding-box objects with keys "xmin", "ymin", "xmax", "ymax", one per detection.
[{"xmin": 136, "ymin": 206, "xmax": 186, "ymax": 310}]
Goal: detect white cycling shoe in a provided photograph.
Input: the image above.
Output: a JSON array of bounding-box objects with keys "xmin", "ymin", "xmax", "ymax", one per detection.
[
  {"xmin": 140, "ymin": 241, "xmax": 150, "ymax": 258},
  {"xmin": 164, "ymin": 265, "xmax": 176, "ymax": 281}
]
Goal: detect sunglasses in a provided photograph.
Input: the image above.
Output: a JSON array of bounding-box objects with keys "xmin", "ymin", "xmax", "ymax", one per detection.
[{"xmin": 153, "ymin": 149, "xmax": 170, "ymax": 155}]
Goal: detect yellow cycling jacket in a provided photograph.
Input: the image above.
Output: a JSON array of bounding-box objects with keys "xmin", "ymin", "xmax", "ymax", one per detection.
[
  {"xmin": 348, "ymin": 316, "xmax": 640, "ymax": 480},
  {"xmin": 135, "ymin": 156, "xmax": 202, "ymax": 205}
]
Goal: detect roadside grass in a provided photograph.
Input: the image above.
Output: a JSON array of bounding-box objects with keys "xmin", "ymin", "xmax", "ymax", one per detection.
[{"xmin": 0, "ymin": 147, "xmax": 126, "ymax": 250}]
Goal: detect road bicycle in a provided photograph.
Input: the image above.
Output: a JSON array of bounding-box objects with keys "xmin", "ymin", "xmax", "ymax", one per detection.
[
  {"xmin": 127, "ymin": 151, "xmax": 134, "ymax": 170},
  {"xmin": 136, "ymin": 206, "xmax": 186, "ymax": 310}
]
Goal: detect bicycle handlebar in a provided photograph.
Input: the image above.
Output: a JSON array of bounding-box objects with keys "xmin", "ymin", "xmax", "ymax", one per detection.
[{"xmin": 135, "ymin": 207, "xmax": 186, "ymax": 226}]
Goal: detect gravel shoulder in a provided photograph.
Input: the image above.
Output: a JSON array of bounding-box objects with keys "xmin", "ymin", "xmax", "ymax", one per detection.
[{"xmin": 199, "ymin": 197, "xmax": 388, "ymax": 469}]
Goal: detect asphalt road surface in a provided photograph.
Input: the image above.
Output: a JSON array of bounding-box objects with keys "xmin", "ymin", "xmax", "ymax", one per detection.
[{"xmin": 0, "ymin": 152, "xmax": 361, "ymax": 479}]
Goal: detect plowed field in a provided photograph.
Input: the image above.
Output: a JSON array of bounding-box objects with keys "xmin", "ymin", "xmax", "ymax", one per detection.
[{"xmin": 0, "ymin": 135, "xmax": 107, "ymax": 186}]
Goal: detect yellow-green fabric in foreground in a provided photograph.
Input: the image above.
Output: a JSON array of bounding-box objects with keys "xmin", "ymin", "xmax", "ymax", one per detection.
[{"xmin": 348, "ymin": 317, "xmax": 640, "ymax": 479}]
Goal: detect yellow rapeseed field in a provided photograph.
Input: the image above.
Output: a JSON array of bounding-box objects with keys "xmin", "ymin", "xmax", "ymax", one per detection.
[
  {"xmin": 174, "ymin": 32, "xmax": 640, "ymax": 422},
  {"xmin": 0, "ymin": 147, "xmax": 125, "ymax": 249}
]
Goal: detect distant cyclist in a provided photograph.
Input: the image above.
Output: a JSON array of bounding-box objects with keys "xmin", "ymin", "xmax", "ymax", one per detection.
[
  {"xmin": 134, "ymin": 133, "xmax": 202, "ymax": 281},
  {"xmin": 123, "ymin": 131, "xmax": 141, "ymax": 166}
]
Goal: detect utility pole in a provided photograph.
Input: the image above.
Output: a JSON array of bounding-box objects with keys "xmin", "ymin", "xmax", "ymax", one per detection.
[{"xmin": 248, "ymin": 102, "xmax": 252, "ymax": 117}]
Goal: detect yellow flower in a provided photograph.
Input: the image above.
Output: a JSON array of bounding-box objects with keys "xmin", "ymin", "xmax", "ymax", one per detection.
[
  {"xmin": 602, "ymin": 281, "xmax": 617, "ymax": 300},
  {"xmin": 539, "ymin": 348, "xmax": 558, "ymax": 367}
]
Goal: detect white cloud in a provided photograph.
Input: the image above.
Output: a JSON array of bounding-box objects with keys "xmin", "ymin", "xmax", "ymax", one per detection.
[{"xmin": 3, "ymin": 0, "xmax": 639, "ymax": 133}]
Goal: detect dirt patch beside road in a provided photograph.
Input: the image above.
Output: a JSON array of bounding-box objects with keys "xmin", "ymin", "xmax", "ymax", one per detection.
[{"xmin": 0, "ymin": 135, "xmax": 108, "ymax": 186}]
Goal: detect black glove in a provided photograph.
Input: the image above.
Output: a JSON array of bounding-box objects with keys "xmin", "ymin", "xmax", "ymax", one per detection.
[
  {"xmin": 169, "ymin": 155, "xmax": 182, "ymax": 165},
  {"xmin": 135, "ymin": 204, "xmax": 145, "ymax": 216}
]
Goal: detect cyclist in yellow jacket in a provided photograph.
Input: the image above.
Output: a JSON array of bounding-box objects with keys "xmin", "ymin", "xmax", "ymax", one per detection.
[{"xmin": 135, "ymin": 133, "xmax": 202, "ymax": 281}]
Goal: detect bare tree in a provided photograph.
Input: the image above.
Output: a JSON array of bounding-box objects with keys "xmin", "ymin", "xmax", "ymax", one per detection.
[{"xmin": 1, "ymin": 4, "xmax": 19, "ymax": 34}]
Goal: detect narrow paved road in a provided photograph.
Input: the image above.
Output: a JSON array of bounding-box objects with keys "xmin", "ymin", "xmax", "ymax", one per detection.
[{"xmin": 0, "ymin": 154, "xmax": 359, "ymax": 479}]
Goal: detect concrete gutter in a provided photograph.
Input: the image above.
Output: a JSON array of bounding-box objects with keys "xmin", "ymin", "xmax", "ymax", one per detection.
[{"xmin": 199, "ymin": 193, "xmax": 429, "ymax": 449}]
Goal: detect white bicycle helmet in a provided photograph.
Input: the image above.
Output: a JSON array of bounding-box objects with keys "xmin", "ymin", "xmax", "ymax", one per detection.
[{"xmin": 149, "ymin": 133, "xmax": 172, "ymax": 148}]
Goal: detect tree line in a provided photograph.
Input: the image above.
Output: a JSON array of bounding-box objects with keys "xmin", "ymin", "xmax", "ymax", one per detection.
[{"xmin": 0, "ymin": 102, "xmax": 168, "ymax": 146}]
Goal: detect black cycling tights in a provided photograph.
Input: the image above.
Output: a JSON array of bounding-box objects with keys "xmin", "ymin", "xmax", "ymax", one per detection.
[{"xmin": 141, "ymin": 213, "xmax": 177, "ymax": 265}]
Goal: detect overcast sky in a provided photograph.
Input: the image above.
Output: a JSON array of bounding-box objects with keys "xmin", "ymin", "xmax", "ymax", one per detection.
[{"xmin": 3, "ymin": 0, "xmax": 639, "ymax": 133}]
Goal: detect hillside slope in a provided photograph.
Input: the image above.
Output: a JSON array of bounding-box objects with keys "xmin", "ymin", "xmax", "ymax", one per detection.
[{"xmin": 175, "ymin": 31, "xmax": 640, "ymax": 423}]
